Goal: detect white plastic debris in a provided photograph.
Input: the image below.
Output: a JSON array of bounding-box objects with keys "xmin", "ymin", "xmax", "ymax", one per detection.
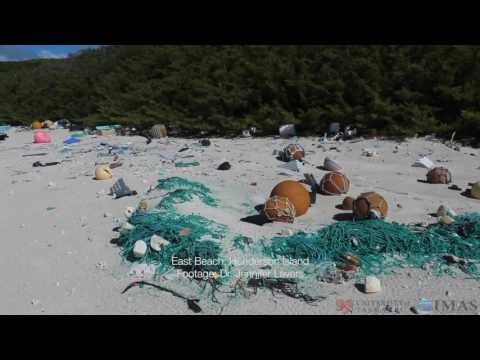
[
  {"xmin": 364, "ymin": 276, "xmax": 382, "ymax": 293},
  {"xmin": 362, "ymin": 149, "xmax": 378, "ymax": 157},
  {"xmin": 133, "ymin": 240, "xmax": 147, "ymax": 258},
  {"xmin": 439, "ymin": 215, "xmax": 455, "ymax": 225},
  {"xmin": 124, "ymin": 206, "xmax": 135, "ymax": 218},
  {"xmin": 436, "ymin": 205, "xmax": 457, "ymax": 218},
  {"xmin": 412, "ymin": 156, "xmax": 435, "ymax": 169},
  {"xmin": 128, "ymin": 263, "xmax": 156, "ymax": 278},
  {"xmin": 150, "ymin": 234, "xmax": 170, "ymax": 251},
  {"xmin": 323, "ymin": 157, "xmax": 342, "ymax": 171},
  {"xmin": 241, "ymin": 129, "xmax": 252, "ymax": 138},
  {"xmin": 120, "ymin": 222, "xmax": 135, "ymax": 234},
  {"xmin": 279, "ymin": 124, "xmax": 296, "ymax": 138},
  {"xmin": 278, "ymin": 160, "xmax": 304, "ymax": 173}
]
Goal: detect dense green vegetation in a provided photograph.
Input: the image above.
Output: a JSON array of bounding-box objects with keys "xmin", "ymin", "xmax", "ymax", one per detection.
[{"xmin": 1, "ymin": 45, "xmax": 479, "ymax": 142}]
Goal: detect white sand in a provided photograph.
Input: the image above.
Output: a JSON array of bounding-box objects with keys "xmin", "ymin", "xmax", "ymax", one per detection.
[{"xmin": 1, "ymin": 128, "xmax": 480, "ymax": 314}]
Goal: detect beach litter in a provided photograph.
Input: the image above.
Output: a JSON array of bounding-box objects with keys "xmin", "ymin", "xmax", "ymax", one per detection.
[
  {"xmin": 217, "ymin": 162, "xmax": 231, "ymax": 170},
  {"xmin": 278, "ymin": 160, "xmax": 304, "ymax": 173},
  {"xmin": 323, "ymin": 157, "xmax": 342, "ymax": 172},
  {"xmin": 412, "ymin": 156, "xmax": 435, "ymax": 169},
  {"xmin": 279, "ymin": 124, "xmax": 296, "ymax": 138},
  {"xmin": 364, "ymin": 276, "xmax": 381, "ymax": 293},
  {"xmin": 175, "ymin": 161, "xmax": 200, "ymax": 168},
  {"xmin": 362, "ymin": 148, "xmax": 379, "ymax": 157},
  {"xmin": 111, "ymin": 178, "xmax": 138, "ymax": 199}
]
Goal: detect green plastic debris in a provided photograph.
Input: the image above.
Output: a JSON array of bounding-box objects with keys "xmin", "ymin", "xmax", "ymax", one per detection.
[
  {"xmin": 96, "ymin": 125, "xmax": 121, "ymax": 131},
  {"xmin": 70, "ymin": 131, "xmax": 88, "ymax": 138}
]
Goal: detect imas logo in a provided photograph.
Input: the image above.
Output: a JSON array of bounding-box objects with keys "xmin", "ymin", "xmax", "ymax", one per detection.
[
  {"xmin": 434, "ymin": 300, "xmax": 479, "ymax": 314},
  {"xmin": 416, "ymin": 298, "xmax": 479, "ymax": 314}
]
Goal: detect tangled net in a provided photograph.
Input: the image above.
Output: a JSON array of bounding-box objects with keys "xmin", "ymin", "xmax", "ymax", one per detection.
[
  {"xmin": 266, "ymin": 216, "xmax": 480, "ymax": 277},
  {"xmin": 116, "ymin": 176, "xmax": 480, "ymax": 289},
  {"xmin": 117, "ymin": 177, "xmax": 227, "ymax": 279}
]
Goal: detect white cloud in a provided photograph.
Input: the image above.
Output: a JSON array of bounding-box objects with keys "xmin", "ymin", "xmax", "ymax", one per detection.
[
  {"xmin": 0, "ymin": 55, "xmax": 10, "ymax": 61},
  {"xmin": 38, "ymin": 50, "xmax": 68, "ymax": 59}
]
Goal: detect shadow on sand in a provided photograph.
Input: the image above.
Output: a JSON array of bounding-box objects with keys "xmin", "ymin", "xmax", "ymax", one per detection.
[{"xmin": 333, "ymin": 213, "xmax": 354, "ymax": 221}]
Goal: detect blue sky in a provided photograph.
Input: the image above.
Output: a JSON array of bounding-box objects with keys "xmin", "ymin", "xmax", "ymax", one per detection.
[
  {"xmin": 0, "ymin": 45, "xmax": 101, "ymax": 61},
  {"xmin": 19, "ymin": 45, "xmax": 101, "ymax": 59}
]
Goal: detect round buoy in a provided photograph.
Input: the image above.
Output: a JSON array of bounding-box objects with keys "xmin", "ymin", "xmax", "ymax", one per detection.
[
  {"xmin": 150, "ymin": 124, "xmax": 168, "ymax": 138},
  {"xmin": 270, "ymin": 180, "xmax": 311, "ymax": 217},
  {"xmin": 353, "ymin": 192, "xmax": 388, "ymax": 220},
  {"xmin": 319, "ymin": 172, "xmax": 350, "ymax": 195},
  {"xmin": 342, "ymin": 196, "xmax": 355, "ymax": 210},
  {"xmin": 32, "ymin": 121, "xmax": 42, "ymax": 130},
  {"xmin": 95, "ymin": 166, "xmax": 113, "ymax": 180},
  {"xmin": 283, "ymin": 144, "xmax": 305, "ymax": 161},
  {"xmin": 426, "ymin": 167, "xmax": 452, "ymax": 184},
  {"xmin": 264, "ymin": 196, "xmax": 296, "ymax": 223}
]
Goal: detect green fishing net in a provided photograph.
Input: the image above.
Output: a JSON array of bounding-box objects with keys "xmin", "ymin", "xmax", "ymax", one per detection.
[
  {"xmin": 117, "ymin": 177, "xmax": 227, "ymax": 279},
  {"xmin": 266, "ymin": 215, "xmax": 480, "ymax": 277},
  {"xmin": 117, "ymin": 176, "xmax": 480, "ymax": 288}
]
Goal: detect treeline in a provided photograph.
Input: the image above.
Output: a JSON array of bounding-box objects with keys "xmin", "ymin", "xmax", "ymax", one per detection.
[{"xmin": 1, "ymin": 45, "xmax": 480, "ymax": 142}]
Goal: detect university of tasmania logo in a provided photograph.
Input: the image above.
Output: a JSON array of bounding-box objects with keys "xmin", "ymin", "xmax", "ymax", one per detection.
[{"xmin": 336, "ymin": 299, "xmax": 353, "ymax": 314}]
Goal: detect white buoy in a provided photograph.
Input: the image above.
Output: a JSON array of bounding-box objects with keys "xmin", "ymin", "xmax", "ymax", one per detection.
[
  {"xmin": 365, "ymin": 276, "xmax": 382, "ymax": 293},
  {"xmin": 133, "ymin": 240, "xmax": 147, "ymax": 258},
  {"xmin": 150, "ymin": 234, "xmax": 170, "ymax": 251}
]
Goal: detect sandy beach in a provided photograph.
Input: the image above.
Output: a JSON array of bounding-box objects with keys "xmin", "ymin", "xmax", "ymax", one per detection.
[{"xmin": 1, "ymin": 128, "xmax": 479, "ymax": 315}]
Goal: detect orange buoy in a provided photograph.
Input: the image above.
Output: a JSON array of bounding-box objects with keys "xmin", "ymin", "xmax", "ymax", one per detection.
[
  {"xmin": 319, "ymin": 172, "xmax": 350, "ymax": 195},
  {"xmin": 283, "ymin": 144, "xmax": 305, "ymax": 161},
  {"xmin": 270, "ymin": 180, "xmax": 310, "ymax": 217},
  {"xmin": 342, "ymin": 196, "xmax": 355, "ymax": 210},
  {"xmin": 32, "ymin": 121, "xmax": 42, "ymax": 130},
  {"xmin": 264, "ymin": 196, "xmax": 296, "ymax": 223},
  {"xmin": 353, "ymin": 192, "xmax": 388, "ymax": 220}
]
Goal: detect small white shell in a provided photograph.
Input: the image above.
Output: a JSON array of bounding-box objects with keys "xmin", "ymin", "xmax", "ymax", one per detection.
[
  {"xmin": 133, "ymin": 240, "xmax": 147, "ymax": 258},
  {"xmin": 150, "ymin": 234, "xmax": 170, "ymax": 251},
  {"xmin": 365, "ymin": 276, "xmax": 381, "ymax": 293}
]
